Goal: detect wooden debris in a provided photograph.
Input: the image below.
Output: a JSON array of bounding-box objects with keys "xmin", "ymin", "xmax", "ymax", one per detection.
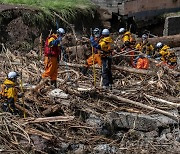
[
  {"xmin": 144, "ymin": 93, "xmax": 180, "ymax": 108},
  {"xmin": 100, "ymin": 92, "xmax": 180, "ymax": 121},
  {"xmin": 15, "ymin": 104, "xmax": 33, "ymax": 116},
  {"xmin": 21, "ymin": 116, "xmax": 75, "ymax": 124},
  {"xmin": 26, "ymin": 128, "xmax": 54, "ymax": 140},
  {"xmin": 42, "ymin": 105, "xmax": 60, "ymax": 115}
]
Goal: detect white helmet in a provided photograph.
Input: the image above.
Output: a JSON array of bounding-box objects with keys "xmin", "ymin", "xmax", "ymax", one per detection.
[
  {"xmin": 8, "ymin": 71, "xmax": 19, "ymax": 79},
  {"xmin": 119, "ymin": 28, "xmax": 125, "ymax": 34},
  {"xmin": 156, "ymin": 42, "xmax": 163, "ymax": 48},
  {"xmin": 57, "ymin": 28, "xmax": 65, "ymax": 34},
  {"xmin": 102, "ymin": 29, "xmax": 110, "ymax": 36}
]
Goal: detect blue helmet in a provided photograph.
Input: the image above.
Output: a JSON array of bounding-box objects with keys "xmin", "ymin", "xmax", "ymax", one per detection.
[{"xmin": 102, "ymin": 29, "xmax": 110, "ymax": 36}]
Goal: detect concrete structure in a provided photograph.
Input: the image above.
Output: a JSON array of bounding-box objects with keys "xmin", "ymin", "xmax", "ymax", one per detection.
[
  {"xmin": 163, "ymin": 15, "xmax": 180, "ymax": 36},
  {"xmin": 91, "ymin": 0, "xmax": 180, "ymax": 20}
]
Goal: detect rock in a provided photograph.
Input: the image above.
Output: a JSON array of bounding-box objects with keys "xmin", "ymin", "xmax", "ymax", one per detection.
[
  {"xmin": 160, "ymin": 128, "xmax": 171, "ymax": 136},
  {"xmin": 127, "ymin": 130, "xmax": 144, "ymax": 140},
  {"xmin": 93, "ymin": 144, "xmax": 119, "ymax": 154},
  {"xmin": 106, "ymin": 112, "xmax": 157, "ymax": 132},
  {"xmin": 114, "ymin": 131, "xmax": 124, "ymax": 140},
  {"xmin": 58, "ymin": 142, "xmax": 69, "ymax": 153},
  {"xmin": 86, "ymin": 114, "xmax": 103, "ymax": 128},
  {"xmin": 144, "ymin": 130, "xmax": 158, "ymax": 139},
  {"xmin": 106, "ymin": 111, "xmax": 178, "ymax": 132},
  {"xmin": 166, "ymin": 133, "xmax": 174, "ymax": 140},
  {"xmin": 74, "ymin": 144, "xmax": 85, "ymax": 154},
  {"xmin": 49, "ymin": 88, "xmax": 69, "ymax": 99},
  {"xmin": 158, "ymin": 134, "xmax": 168, "ymax": 142}
]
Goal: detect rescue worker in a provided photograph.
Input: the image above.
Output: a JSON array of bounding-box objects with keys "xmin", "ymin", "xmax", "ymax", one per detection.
[
  {"xmin": 155, "ymin": 42, "xmax": 177, "ymax": 69},
  {"xmin": 81, "ymin": 28, "xmax": 102, "ymax": 75},
  {"xmin": 118, "ymin": 27, "xmax": 136, "ymax": 67},
  {"xmin": 136, "ymin": 55, "xmax": 149, "ymax": 69},
  {"xmin": 42, "ymin": 28, "xmax": 65, "ymax": 88},
  {"xmin": 0, "ymin": 71, "xmax": 22, "ymax": 114},
  {"xmin": 90, "ymin": 29, "xmax": 113, "ymax": 89},
  {"xmin": 166, "ymin": 51, "xmax": 177, "ymax": 69},
  {"xmin": 118, "ymin": 27, "xmax": 135, "ymax": 49},
  {"xmin": 135, "ymin": 34, "xmax": 154, "ymax": 57},
  {"xmin": 155, "ymin": 42, "xmax": 170, "ymax": 62}
]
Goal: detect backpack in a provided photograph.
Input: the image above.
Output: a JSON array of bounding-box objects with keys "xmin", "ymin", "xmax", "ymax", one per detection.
[{"xmin": 44, "ymin": 35, "xmax": 58, "ymax": 57}]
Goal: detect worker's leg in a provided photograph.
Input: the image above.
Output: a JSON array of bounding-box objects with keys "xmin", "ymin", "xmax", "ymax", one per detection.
[{"xmin": 101, "ymin": 57, "xmax": 110, "ymax": 87}]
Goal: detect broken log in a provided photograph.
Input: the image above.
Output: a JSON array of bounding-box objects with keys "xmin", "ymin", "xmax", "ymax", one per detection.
[
  {"xmin": 60, "ymin": 62, "xmax": 156, "ymax": 75},
  {"xmin": 99, "ymin": 92, "xmax": 180, "ymax": 121},
  {"xmin": 26, "ymin": 128, "xmax": 54, "ymax": 140},
  {"xmin": 112, "ymin": 65, "xmax": 155, "ymax": 75},
  {"xmin": 136, "ymin": 34, "xmax": 180, "ymax": 47},
  {"xmin": 21, "ymin": 116, "xmax": 74, "ymax": 124},
  {"xmin": 144, "ymin": 93, "xmax": 180, "ymax": 108}
]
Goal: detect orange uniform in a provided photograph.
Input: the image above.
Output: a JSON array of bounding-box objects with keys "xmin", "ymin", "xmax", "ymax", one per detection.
[
  {"xmin": 42, "ymin": 56, "xmax": 59, "ymax": 80},
  {"xmin": 42, "ymin": 34, "xmax": 61, "ymax": 81},
  {"xmin": 86, "ymin": 37, "xmax": 102, "ymax": 67},
  {"xmin": 136, "ymin": 57, "xmax": 149, "ymax": 69}
]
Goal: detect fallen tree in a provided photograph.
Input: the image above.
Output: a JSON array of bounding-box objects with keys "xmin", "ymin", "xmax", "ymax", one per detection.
[
  {"xmin": 59, "ymin": 62, "xmax": 156, "ymax": 75},
  {"xmin": 98, "ymin": 92, "xmax": 180, "ymax": 122},
  {"xmin": 136, "ymin": 34, "xmax": 180, "ymax": 47}
]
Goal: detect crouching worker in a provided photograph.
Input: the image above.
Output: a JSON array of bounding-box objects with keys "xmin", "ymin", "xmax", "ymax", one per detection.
[
  {"xmin": 81, "ymin": 28, "xmax": 102, "ymax": 75},
  {"xmin": 0, "ymin": 72, "xmax": 23, "ymax": 114},
  {"xmin": 42, "ymin": 28, "xmax": 65, "ymax": 88},
  {"xmin": 136, "ymin": 55, "xmax": 149, "ymax": 69}
]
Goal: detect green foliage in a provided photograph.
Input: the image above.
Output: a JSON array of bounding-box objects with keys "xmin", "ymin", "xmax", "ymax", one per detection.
[
  {"xmin": 0, "ymin": 0, "xmax": 96, "ymax": 27},
  {"xmin": 0, "ymin": 0, "xmax": 95, "ymax": 17}
]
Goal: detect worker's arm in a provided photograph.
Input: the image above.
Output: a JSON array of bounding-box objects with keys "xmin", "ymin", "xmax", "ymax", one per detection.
[
  {"xmin": 49, "ymin": 37, "xmax": 62, "ymax": 46},
  {"xmin": 90, "ymin": 36, "xmax": 101, "ymax": 49}
]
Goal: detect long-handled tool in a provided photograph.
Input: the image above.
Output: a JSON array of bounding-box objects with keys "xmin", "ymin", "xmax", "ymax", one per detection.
[
  {"xmin": 90, "ymin": 28, "xmax": 96, "ymax": 87},
  {"xmin": 20, "ymin": 59, "xmax": 26, "ymax": 118}
]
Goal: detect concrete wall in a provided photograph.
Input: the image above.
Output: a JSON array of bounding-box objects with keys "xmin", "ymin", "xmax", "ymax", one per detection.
[
  {"xmin": 91, "ymin": 0, "xmax": 180, "ymax": 20},
  {"xmin": 163, "ymin": 16, "xmax": 180, "ymax": 36}
]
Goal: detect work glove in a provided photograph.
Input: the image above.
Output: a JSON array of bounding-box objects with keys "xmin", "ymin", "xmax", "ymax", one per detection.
[
  {"xmin": 90, "ymin": 36, "xmax": 94, "ymax": 42},
  {"xmin": 90, "ymin": 36, "xmax": 100, "ymax": 49},
  {"xmin": 57, "ymin": 36, "xmax": 62, "ymax": 42}
]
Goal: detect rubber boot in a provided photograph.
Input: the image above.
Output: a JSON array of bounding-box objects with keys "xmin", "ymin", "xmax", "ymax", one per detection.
[{"xmin": 51, "ymin": 80, "xmax": 57, "ymax": 88}]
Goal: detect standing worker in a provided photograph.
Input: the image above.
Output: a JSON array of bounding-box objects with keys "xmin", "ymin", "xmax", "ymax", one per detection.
[
  {"xmin": 0, "ymin": 71, "xmax": 23, "ymax": 114},
  {"xmin": 90, "ymin": 29, "xmax": 113, "ymax": 90},
  {"xmin": 81, "ymin": 28, "xmax": 102, "ymax": 75},
  {"xmin": 42, "ymin": 28, "xmax": 65, "ymax": 88}
]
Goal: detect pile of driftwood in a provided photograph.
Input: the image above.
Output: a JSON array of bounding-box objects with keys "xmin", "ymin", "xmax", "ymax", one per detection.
[{"xmin": 0, "ymin": 44, "xmax": 180, "ymax": 153}]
